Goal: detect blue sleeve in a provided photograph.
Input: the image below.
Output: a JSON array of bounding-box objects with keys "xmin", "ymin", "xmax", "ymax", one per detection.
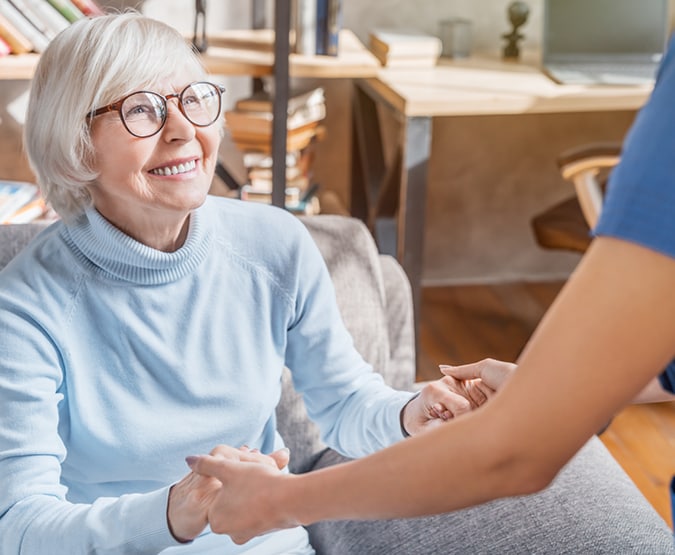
[
  {"xmin": 283, "ymin": 219, "xmax": 412, "ymax": 457},
  {"xmin": 594, "ymin": 36, "xmax": 675, "ymax": 396},
  {"xmin": 658, "ymin": 360, "xmax": 675, "ymax": 393},
  {"xmin": 0, "ymin": 288, "xmax": 180, "ymax": 554},
  {"xmin": 594, "ymin": 35, "xmax": 675, "ymax": 260}
]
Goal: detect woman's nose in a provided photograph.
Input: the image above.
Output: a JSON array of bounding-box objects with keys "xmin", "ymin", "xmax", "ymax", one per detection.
[{"xmin": 162, "ymin": 100, "xmax": 196, "ymax": 141}]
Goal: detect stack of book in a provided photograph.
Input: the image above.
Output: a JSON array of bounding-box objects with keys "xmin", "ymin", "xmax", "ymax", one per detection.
[
  {"xmin": 226, "ymin": 87, "xmax": 326, "ymax": 214},
  {"xmin": 0, "ymin": 180, "xmax": 54, "ymax": 224},
  {"xmin": 0, "ymin": 0, "xmax": 103, "ymax": 56},
  {"xmin": 369, "ymin": 28, "xmax": 442, "ymax": 68},
  {"xmin": 226, "ymin": 87, "xmax": 326, "ymax": 154},
  {"xmin": 238, "ymin": 150, "xmax": 320, "ymax": 215}
]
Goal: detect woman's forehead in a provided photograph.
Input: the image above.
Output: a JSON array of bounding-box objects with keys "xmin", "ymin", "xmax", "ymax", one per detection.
[{"xmin": 133, "ymin": 68, "xmax": 206, "ymax": 94}]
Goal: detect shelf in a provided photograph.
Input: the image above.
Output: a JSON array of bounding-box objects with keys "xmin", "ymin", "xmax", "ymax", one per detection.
[
  {"xmin": 201, "ymin": 29, "xmax": 380, "ymax": 79},
  {"xmin": 0, "ymin": 30, "xmax": 379, "ymax": 81},
  {"xmin": 0, "ymin": 53, "xmax": 40, "ymax": 80}
]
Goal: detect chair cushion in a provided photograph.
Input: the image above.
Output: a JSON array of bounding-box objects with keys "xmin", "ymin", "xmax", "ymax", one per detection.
[{"xmin": 0, "ymin": 223, "xmax": 49, "ymax": 271}]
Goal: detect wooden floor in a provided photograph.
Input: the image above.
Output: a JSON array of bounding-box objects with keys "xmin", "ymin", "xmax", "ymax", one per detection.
[{"xmin": 418, "ymin": 282, "xmax": 675, "ymax": 528}]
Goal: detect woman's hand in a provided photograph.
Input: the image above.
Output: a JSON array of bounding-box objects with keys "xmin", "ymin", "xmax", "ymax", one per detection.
[
  {"xmin": 166, "ymin": 444, "xmax": 289, "ymax": 542},
  {"xmin": 440, "ymin": 358, "xmax": 516, "ymax": 401},
  {"xmin": 402, "ymin": 358, "xmax": 516, "ymax": 435},
  {"xmin": 186, "ymin": 454, "xmax": 296, "ymax": 545}
]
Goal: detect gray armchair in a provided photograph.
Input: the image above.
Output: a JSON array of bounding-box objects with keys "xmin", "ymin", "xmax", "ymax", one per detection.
[{"xmin": 0, "ymin": 216, "xmax": 672, "ymax": 554}]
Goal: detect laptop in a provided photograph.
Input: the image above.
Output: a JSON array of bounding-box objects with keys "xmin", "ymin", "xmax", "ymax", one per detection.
[{"xmin": 542, "ymin": 0, "xmax": 670, "ymax": 86}]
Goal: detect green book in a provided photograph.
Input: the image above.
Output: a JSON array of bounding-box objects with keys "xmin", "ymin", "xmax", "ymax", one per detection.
[{"xmin": 45, "ymin": 0, "xmax": 84, "ymax": 24}]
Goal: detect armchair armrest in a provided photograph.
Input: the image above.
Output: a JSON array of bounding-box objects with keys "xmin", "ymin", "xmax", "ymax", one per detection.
[{"xmin": 557, "ymin": 142, "xmax": 622, "ymax": 228}]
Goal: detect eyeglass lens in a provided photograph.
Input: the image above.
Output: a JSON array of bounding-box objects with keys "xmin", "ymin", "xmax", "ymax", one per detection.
[{"xmin": 121, "ymin": 82, "xmax": 222, "ymax": 137}]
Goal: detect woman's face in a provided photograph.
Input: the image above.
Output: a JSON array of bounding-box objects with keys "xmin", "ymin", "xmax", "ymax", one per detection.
[{"xmin": 88, "ymin": 71, "xmax": 222, "ymax": 247}]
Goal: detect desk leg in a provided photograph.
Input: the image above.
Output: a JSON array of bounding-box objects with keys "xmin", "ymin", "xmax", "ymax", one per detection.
[
  {"xmin": 398, "ymin": 116, "xmax": 431, "ymax": 361},
  {"xmin": 351, "ymin": 83, "xmax": 431, "ymax": 363}
]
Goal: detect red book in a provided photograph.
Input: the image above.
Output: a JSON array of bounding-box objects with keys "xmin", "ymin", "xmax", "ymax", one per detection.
[
  {"xmin": 0, "ymin": 36, "xmax": 11, "ymax": 56},
  {"xmin": 69, "ymin": 0, "xmax": 104, "ymax": 17}
]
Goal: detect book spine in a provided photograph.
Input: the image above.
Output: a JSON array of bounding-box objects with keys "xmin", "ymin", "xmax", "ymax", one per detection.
[
  {"xmin": 0, "ymin": 2, "xmax": 49, "ymax": 52},
  {"xmin": 22, "ymin": 0, "xmax": 70, "ymax": 36},
  {"xmin": 0, "ymin": 36, "xmax": 11, "ymax": 56},
  {"xmin": 294, "ymin": 0, "xmax": 316, "ymax": 55},
  {"xmin": 325, "ymin": 0, "xmax": 341, "ymax": 56},
  {"xmin": 45, "ymin": 0, "xmax": 84, "ymax": 24},
  {"xmin": 315, "ymin": 0, "xmax": 328, "ymax": 55},
  {"xmin": 69, "ymin": 0, "xmax": 104, "ymax": 17},
  {"xmin": 0, "ymin": 12, "xmax": 33, "ymax": 53},
  {"xmin": 8, "ymin": 0, "xmax": 57, "ymax": 40}
]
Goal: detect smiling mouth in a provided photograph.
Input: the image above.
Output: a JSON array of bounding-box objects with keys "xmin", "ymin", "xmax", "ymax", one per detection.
[{"xmin": 149, "ymin": 159, "xmax": 197, "ymax": 176}]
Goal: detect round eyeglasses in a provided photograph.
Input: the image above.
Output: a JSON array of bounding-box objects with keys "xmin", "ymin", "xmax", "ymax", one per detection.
[{"xmin": 88, "ymin": 81, "xmax": 226, "ymax": 138}]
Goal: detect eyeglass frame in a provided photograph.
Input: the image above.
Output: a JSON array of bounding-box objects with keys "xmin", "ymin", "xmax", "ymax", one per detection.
[{"xmin": 87, "ymin": 81, "xmax": 226, "ymax": 138}]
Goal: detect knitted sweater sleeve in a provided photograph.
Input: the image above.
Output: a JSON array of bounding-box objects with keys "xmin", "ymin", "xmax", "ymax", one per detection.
[
  {"xmin": 0, "ymin": 273, "xmax": 182, "ymax": 554},
  {"xmin": 282, "ymin": 220, "xmax": 413, "ymax": 457}
]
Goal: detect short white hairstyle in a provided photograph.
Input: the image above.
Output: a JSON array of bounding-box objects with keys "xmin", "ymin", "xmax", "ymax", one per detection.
[{"xmin": 24, "ymin": 12, "xmax": 209, "ymax": 220}]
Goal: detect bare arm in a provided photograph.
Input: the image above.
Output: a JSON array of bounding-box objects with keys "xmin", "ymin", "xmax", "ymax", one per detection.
[{"xmin": 189, "ymin": 236, "xmax": 675, "ymax": 543}]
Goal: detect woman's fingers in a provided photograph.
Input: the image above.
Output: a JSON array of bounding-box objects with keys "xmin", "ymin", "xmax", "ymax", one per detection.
[{"xmin": 440, "ymin": 358, "xmax": 516, "ymax": 391}]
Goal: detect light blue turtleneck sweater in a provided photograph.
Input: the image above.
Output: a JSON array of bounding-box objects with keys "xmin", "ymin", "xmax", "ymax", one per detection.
[{"xmin": 0, "ymin": 196, "xmax": 411, "ymax": 554}]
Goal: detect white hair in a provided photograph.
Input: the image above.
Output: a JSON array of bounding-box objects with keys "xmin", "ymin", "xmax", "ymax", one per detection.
[{"xmin": 24, "ymin": 12, "xmax": 210, "ymax": 220}]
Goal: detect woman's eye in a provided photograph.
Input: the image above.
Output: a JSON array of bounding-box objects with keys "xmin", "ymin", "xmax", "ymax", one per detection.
[
  {"xmin": 125, "ymin": 104, "xmax": 154, "ymax": 118},
  {"xmin": 182, "ymin": 95, "xmax": 199, "ymax": 106}
]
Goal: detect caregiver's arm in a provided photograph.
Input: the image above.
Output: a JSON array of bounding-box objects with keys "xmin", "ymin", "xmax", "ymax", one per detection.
[{"xmin": 190, "ymin": 236, "xmax": 675, "ymax": 543}]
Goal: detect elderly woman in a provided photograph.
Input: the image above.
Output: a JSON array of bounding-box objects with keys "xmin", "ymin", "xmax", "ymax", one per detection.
[{"xmin": 0, "ymin": 12, "xmax": 501, "ymax": 555}]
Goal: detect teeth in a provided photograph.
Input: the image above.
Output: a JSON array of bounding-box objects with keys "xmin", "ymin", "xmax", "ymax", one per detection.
[{"xmin": 150, "ymin": 160, "xmax": 196, "ymax": 176}]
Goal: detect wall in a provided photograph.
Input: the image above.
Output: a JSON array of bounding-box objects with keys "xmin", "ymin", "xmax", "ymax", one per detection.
[{"xmin": 0, "ymin": 1, "xmax": 669, "ymax": 284}]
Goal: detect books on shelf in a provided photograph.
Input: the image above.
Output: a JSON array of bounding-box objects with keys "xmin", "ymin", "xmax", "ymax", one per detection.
[
  {"xmin": 293, "ymin": 0, "xmax": 342, "ymax": 56},
  {"xmin": 369, "ymin": 28, "xmax": 441, "ymax": 67},
  {"xmin": 228, "ymin": 84, "xmax": 326, "ymax": 213},
  {"xmin": 226, "ymin": 102, "xmax": 326, "ymax": 136},
  {"xmin": 69, "ymin": 0, "xmax": 104, "ymax": 17},
  {"xmin": 235, "ymin": 87, "xmax": 325, "ymax": 116},
  {"xmin": 0, "ymin": 0, "xmax": 100, "ymax": 55},
  {"xmin": 241, "ymin": 184, "xmax": 301, "ymax": 205},
  {"xmin": 0, "ymin": 36, "xmax": 11, "ymax": 57},
  {"xmin": 44, "ymin": 0, "xmax": 85, "ymax": 24},
  {"xmin": 236, "ymin": 133, "xmax": 321, "ymax": 215},
  {"xmin": 8, "ymin": 0, "xmax": 55, "ymax": 41},
  {"xmin": 0, "ymin": 1, "xmax": 50, "ymax": 53},
  {"xmin": 229, "ymin": 123, "xmax": 325, "ymax": 155},
  {"xmin": 0, "ymin": 180, "xmax": 51, "ymax": 224},
  {"xmin": 12, "ymin": 0, "xmax": 70, "ymax": 38},
  {"xmin": 248, "ymin": 165, "xmax": 310, "ymax": 192},
  {"xmin": 0, "ymin": 12, "xmax": 33, "ymax": 54},
  {"xmin": 240, "ymin": 183, "xmax": 320, "ymax": 215},
  {"xmin": 227, "ymin": 86, "xmax": 327, "ymax": 155}
]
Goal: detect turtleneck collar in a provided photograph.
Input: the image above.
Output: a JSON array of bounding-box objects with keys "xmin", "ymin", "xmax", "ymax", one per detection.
[{"xmin": 62, "ymin": 204, "xmax": 214, "ymax": 285}]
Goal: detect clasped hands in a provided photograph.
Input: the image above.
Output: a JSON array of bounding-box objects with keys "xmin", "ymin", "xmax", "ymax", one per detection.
[{"xmin": 167, "ymin": 358, "xmax": 515, "ymax": 544}]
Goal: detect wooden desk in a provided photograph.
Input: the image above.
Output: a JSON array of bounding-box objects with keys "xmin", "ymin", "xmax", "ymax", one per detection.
[{"xmin": 351, "ymin": 55, "xmax": 653, "ymax": 346}]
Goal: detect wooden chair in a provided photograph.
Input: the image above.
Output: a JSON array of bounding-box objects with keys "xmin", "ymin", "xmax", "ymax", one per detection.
[{"xmin": 531, "ymin": 142, "xmax": 622, "ymax": 253}]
